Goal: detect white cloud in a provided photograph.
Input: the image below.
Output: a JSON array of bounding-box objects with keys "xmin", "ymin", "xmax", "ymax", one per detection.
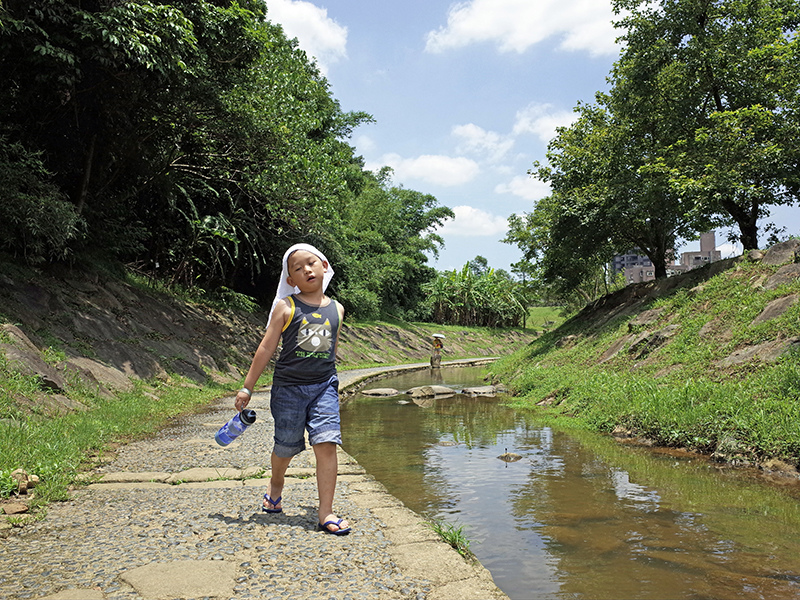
[
  {"xmin": 437, "ymin": 206, "xmax": 509, "ymax": 237},
  {"xmin": 513, "ymin": 103, "xmax": 578, "ymax": 144},
  {"xmin": 266, "ymin": 0, "xmax": 348, "ymax": 75},
  {"xmin": 425, "ymin": 0, "xmax": 619, "ymax": 57},
  {"xmin": 369, "ymin": 153, "xmax": 480, "ymax": 187},
  {"xmin": 495, "ymin": 175, "xmax": 550, "ymax": 201},
  {"xmin": 452, "ymin": 123, "xmax": 514, "ymax": 163},
  {"xmin": 354, "ymin": 134, "xmax": 377, "ymax": 155}
]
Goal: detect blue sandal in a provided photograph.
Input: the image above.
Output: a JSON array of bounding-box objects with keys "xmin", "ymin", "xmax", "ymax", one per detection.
[
  {"xmin": 262, "ymin": 493, "xmax": 282, "ymax": 513},
  {"xmin": 318, "ymin": 518, "xmax": 351, "ymax": 535}
]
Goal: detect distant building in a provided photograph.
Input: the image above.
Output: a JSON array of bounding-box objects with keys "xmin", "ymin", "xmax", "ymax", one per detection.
[
  {"xmin": 613, "ymin": 249, "xmax": 660, "ymax": 285},
  {"xmin": 613, "ymin": 231, "xmax": 721, "ymax": 285},
  {"xmin": 624, "ymin": 264, "xmax": 656, "ymax": 284},
  {"xmin": 612, "ymin": 250, "xmax": 652, "ymax": 275},
  {"xmin": 679, "ymin": 231, "xmax": 721, "ymax": 269}
]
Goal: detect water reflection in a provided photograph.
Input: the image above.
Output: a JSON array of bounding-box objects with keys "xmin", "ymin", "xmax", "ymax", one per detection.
[{"xmin": 341, "ymin": 367, "xmax": 800, "ymax": 600}]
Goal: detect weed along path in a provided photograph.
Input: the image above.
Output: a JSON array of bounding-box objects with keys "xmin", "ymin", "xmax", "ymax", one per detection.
[{"xmin": 0, "ymin": 360, "xmax": 506, "ymax": 600}]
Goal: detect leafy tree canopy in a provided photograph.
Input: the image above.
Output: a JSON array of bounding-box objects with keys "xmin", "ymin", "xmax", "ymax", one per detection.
[
  {"xmin": 1, "ymin": 1, "xmax": 456, "ymax": 323},
  {"xmin": 506, "ymin": 0, "xmax": 800, "ymax": 305}
]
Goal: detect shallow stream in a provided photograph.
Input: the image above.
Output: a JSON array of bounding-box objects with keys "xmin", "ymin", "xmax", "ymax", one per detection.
[{"xmin": 340, "ymin": 366, "xmax": 800, "ymax": 600}]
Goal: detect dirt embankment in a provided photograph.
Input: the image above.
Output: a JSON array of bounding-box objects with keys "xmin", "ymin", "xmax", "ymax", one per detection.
[{"xmin": 0, "ymin": 265, "xmax": 534, "ymax": 415}]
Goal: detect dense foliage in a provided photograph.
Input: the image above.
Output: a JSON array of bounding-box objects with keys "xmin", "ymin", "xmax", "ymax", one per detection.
[
  {"xmin": 506, "ymin": 0, "xmax": 800, "ymax": 300},
  {"xmin": 422, "ymin": 260, "xmax": 528, "ymax": 327},
  {"xmin": 330, "ymin": 167, "xmax": 453, "ymax": 320},
  {"xmin": 0, "ymin": 0, "xmax": 452, "ymax": 320}
]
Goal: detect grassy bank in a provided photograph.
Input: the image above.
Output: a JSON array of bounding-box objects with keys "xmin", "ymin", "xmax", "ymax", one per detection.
[
  {"xmin": 0, "ymin": 370, "xmax": 227, "ymax": 512},
  {"xmin": 489, "ymin": 258, "xmax": 800, "ymax": 465}
]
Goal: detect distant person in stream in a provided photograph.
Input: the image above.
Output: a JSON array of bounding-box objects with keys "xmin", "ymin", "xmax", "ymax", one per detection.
[{"xmin": 235, "ymin": 243, "xmax": 350, "ymax": 535}]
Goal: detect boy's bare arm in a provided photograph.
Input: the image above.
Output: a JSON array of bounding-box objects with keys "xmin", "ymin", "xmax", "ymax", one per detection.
[
  {"xmin": 235, "ymin": 300, "xmax": 291, "ymax": 411},
  {"xmin": 335, "ymin": 301, "xmax": 345, "ymax": 348}
]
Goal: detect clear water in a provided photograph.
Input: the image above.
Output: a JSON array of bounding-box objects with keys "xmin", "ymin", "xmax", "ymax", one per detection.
[{"xmin": 340, "ymin": 366, "xmax": 800, "ymax": 600}]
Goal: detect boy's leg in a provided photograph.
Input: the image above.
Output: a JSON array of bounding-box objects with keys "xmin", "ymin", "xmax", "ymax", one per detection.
[
  {"xmin": 268, "ymin": 384, "xmax": 307, "ymax": 511},
  {"xmin": 313, "ymin": 441, "xmax": 348, "ymax": 531},
  {"xmin": 264, "ymin": 452, "xmax": 292, "ymax": 511}
]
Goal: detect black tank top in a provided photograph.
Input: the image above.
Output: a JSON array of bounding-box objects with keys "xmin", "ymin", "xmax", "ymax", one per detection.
[{"xmin": 273, "ymin": 295, "xmax": 340, "ymax": 385}]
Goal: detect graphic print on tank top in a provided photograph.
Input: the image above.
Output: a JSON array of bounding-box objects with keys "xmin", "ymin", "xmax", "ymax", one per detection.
[{"xmin": 297, "ymin": 312, "xmax": 332, "ymax": 354}]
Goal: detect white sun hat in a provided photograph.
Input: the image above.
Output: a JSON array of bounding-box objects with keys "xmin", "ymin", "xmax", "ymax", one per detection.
[{"xmin": 265, "ymin": 243, "xmax": 334, "ymax": 331}]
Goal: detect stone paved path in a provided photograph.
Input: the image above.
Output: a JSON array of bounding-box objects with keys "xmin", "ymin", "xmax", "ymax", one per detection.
[{"xmin": 0, "ymin": 361, "xmax": 507, "ymax": 600}]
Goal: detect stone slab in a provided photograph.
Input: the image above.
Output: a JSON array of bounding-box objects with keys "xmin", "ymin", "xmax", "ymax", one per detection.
[
  {"xmin": 764, "ymin": 264, "xmax": 800, "ymax": 290},
  {"xmin": 751, "ymin": 294, "xmax": 798, "ymax": 325},
  {"xmin": 243, "ymin": 477, "xmax": 272, "ymax": 487},
  {"xmin": 428, "ymin": 577, "xmax": 509, "ymax": 600},
  {"xmin": 762, "ymin": 239, "xmax": 800, "ymax": 265},
  {"xmin": 166, "ymin": 467, "xmax": 242, "ymax": 483},
  {"xmin": 181, "ymin": 479, "xmax": 244, "ymax": 489},
  {"xmin": 462, "ymin": 385, "xmax": 497, "ymax": 396},
  {"xmin": 2, "ymin": 502, "xmax": 29, "ymax": 515},
  {"xmin": 86, "ymin": 482, "xmax": 172, "ymax": 490},
  {"xmin": 120, "ymin": 560, "xmax": 235, "ymax": 600},
  {"xmin": 361, "ymin": 387, "xmax": 400, "ymax": 396},
  {"xmin": 717, "ymin": 337, "xmax": 800, "ymax": 367},
  {"xmin": 351, "ymin": 490, "xmax": 405, "ymax": 510},
  {"xmin": 338, "ymin": 464, "xmax": 367, "ymax": 475},
  {"xmin": 99, "ymin": 471, "xmax": 171, "ymax": 483},
  {"xmin": 369, "ymin": 506, "xmax": 440, "ymax": 544},
  {"xmin": 40, "ymin": 590, "xmax": 105, "ymax": 600},
  {"xmin": 285, "ymin": 467, "xmax": 316, "ymax": 478},
  {"xmin": 390, "ymin": 541, "xmax": 484, "ymax": 586}
]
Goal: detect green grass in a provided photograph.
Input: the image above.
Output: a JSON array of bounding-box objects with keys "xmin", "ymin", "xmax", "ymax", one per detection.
[
  {"xmin": 525, "ymin": 305, "xmax": 567, "ymax": 331},
  {"xmin": 425, "ymin": 518, "xmax": 475, "ymax": 560},
  {"xmin": 0, "ymin": 373, "xmax": 226, "ymax": 510},
  {"xmin": 338, "ymin": 319, "xmax": 536, "ymax": 369},
  {"xmin": 490, "ymin": 259, "xmax": 800, "ymax": 464}
]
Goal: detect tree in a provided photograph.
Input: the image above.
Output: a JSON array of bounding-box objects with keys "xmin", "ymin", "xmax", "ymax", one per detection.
[
  {"xmin": 507, "ymin": 0, "xmax": 800, "ymax": 306},
  {"xmin": 423, "ymin": 263, "xmax": 526, "ymax": 328},
  {"xmin": 331, "ymin": 168, "xmax": 454, "ymax": 320},
  {"xmin": 504, "ymin": 206, "xmax": 622, "ymax": 310},
  {"xmin": 0, "ymin": 139, "xmax": 80, "ymax": 263},
  {"xmin": 533, "ymin": 102, "xmax": 712, "ymax": 281},
  {"xmin": 0, "ymin": 1, "xmax": 372, "ymax": 289},
  {"xmin": 468, "ymin": 256, "xmax": 490, "ymax": 276},
  {"xmin": 0, "ymin": 1, "xmax": 459, "ymax": 322},
  {"xmin": 610, "ymin": 0, "xmax": 800, "ymax": 250}
]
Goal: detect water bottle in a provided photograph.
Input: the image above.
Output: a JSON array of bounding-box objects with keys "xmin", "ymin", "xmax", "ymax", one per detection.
[{"xmin": 215, "ymin": 409, "xmax": 256, "ymax": 446}]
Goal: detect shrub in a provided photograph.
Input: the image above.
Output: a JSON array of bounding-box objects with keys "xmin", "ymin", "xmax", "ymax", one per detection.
[{"xmin": 0, "ymin": 140, "xmax": 82, "ymax": 263}]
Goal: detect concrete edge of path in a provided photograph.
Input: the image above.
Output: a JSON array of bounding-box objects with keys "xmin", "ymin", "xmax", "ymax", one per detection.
[
  {"xmin": 337, "ymin": 357, "xmax": 499, "ymax": 396},
  {"xmin": 342, "ymin": 473, "xmax": 509, "ymax": 600}
]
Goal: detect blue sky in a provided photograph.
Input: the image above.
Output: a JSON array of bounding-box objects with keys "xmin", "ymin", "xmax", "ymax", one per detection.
[{"xmin": 264, "ymin": 0, "xmax": 798, "ymax": 272}]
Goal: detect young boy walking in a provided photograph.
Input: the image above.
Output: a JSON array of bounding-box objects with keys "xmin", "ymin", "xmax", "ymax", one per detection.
[{"xmin": 235, "ymin": 243, "xmax": 350, "ymax": 535}]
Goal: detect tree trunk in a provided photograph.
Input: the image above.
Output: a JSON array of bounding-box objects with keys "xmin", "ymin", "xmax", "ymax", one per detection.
[
  {"xmin": 76, "ymin": 134, "xmax": 96, "ymax": 215},
  {"xmin": 720, "ymin": 198, "xmax": 760, "ymax": 250}
]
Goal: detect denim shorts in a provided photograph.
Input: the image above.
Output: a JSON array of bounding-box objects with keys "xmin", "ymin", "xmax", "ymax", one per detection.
[{"xmin": 269, "ymin": 375, "xmax": 341, "ymax": 457}]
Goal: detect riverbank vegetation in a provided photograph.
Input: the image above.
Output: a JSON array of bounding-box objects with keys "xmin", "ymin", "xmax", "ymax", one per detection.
[
  {"xmin": 489, "ymin": 256, "xmax": 800, "ymax": 466},
  {"xmin": 0, "ymin": 375, "xmax": 226, "ymax": 511},
  {"xmin": 3, "ymin": 0, "xmax": 799, "ymax": 519}
]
